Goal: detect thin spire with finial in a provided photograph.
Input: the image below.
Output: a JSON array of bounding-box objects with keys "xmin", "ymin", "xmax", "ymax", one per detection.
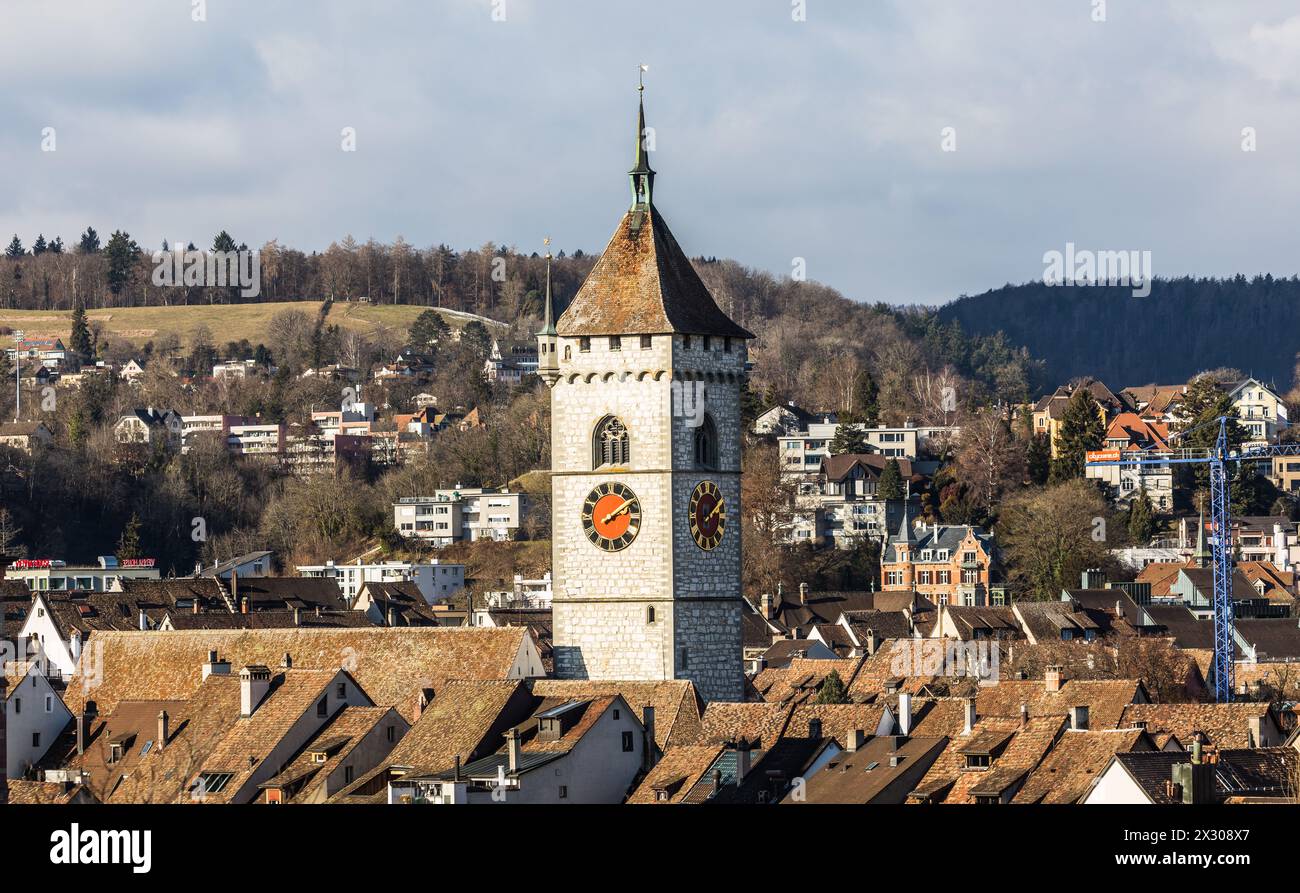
[
  {"xmin": 539, "ymin": 236, "xmax": 556, "ymax": 336},
  {"xmin": 630, "ymin": 65, "xmax": 655, "ymax": 210}
]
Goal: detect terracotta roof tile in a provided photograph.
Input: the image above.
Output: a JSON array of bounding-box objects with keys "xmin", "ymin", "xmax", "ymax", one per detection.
[
  {"xmin": 66, "ymin": 627, "xmax": 534, "ymax": 722},
  {"xmin": 1013, "ymin": 728, "xmax": 1151, "ymax": 803},
  {"xmin": 556, "ymin": 206, "xmax": 752, "ymax": 338},
  {"xmin": 1118, "ymin": 702, "xmax": 1277, "ymax": 749},
  {"xmin": 531, "ymin": 679, "xmax": 702, "ymax": 750}
]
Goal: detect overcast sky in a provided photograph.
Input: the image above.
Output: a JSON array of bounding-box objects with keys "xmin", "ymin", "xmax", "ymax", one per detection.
[{"xmin": 3, "ymin": 0, "xmax": 1300, "ymax": 305}]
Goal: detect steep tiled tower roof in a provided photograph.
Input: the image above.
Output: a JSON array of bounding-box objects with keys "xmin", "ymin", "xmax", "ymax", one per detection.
[{"xmin": 556, "ymin": 91, "xmax": 753, "ymax": 340}]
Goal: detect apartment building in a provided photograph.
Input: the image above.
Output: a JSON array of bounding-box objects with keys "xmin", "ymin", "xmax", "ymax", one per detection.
[
  {"xmin": 181, "ymin": 414, "xmax": 249, "ymax": 449},
  {"xmin": 5, "ymin": 556, "xmax": 161, "ymax": 592},
  {"xmin": 296, "ymin": 559, "xmax": 465, "ymax": 604},
  {"xmin": 394, "ymin": 488, "xmax": 525, "ymax": 545},
  {"xmin": 778, "ymin": 420, "xmax": 954, "ymax": 478}
]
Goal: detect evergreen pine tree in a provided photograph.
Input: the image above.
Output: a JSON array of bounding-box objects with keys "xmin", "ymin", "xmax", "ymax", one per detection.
[
  {"xmin": 1050, "ymin": 388, "xmax": 1105, "ymax": 481},
  {"xmin": 78, "ymin": 227, "xmax": 100, "ymax": 254},
  {"xmin": 878, "ymin": 457, "xmax": 905, "ymax": 499},
  {"xmin": 829, "ymin": 423, "xmax": 870, "ymax": 455},
  {"xmin": 852, "ymin": 370, "xmax": 880, "ymax": 425},
  {"xmin": 5, "ymin": 235, "xmax": 24, "ymax": 258},
  {"xmin": 409, "ymin": 309, "xmax": 450, "ymax": 347},
  {"xmin": 117, "ymin": 513, "xmax": 143, "ymax": 560},
  {"xmin": 1127, "ymin": 486, "xmax": 1156, "ymax": 545},
  {"xmin": 69, "ymin": 302, "xmax": 93, "ymax": 363},
  {"xmin": 104, "ymin": 230, "xmax": 141, "ymax": 297},
  {"xmin": 814, "ymin": 669, "xmax": 849, "ymax": 704}
]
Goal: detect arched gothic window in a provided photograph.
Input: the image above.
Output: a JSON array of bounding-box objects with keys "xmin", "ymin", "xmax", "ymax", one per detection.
[
  {"xmin": 694, "ymin": 414, "xmax": 719, "ymax": 469},
  {"xmin": 594, "ymin": 416, "xmax": 630, "ymax": 468}
]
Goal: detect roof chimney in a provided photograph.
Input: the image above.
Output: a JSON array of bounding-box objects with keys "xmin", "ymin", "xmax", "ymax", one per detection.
[
  {"xmin": 280, "ymin": 652, "xmax": 292, "ymax": 670},
  {"xmin": 505, "ymin": 727, "xmax": 521, "ymax": 773},
  {"xmin": 202, "ymin": 650, "xmax": 231, "ymax": 680},
  {"xmin": 808, "ymin": 717, "xmax": 823, "ymax": 739},
  {"xmin": 963, "ymin": 697, "xmax": 977, "ymax": 736},
  {"xmin": 799, "ymin": 582, "xmax": 809, "ymax": 605},
  {"xmin": 157, "ymin": 710, "xmax": 169, "ymax": 751},
  {"xmin": 736, "ymin": 741, "xmax": 752, "ymax": 781},
  {"xmin": 761, "ymin": 593, "xmax": 774, "ymax": 620},
  {"xmin": 138, "ymin": 608, "xmax": 148, "ymax": 631},
  {"xmin": 239, "ymin": 665, "xmax": 272, "ymax": 717},
  {"xmin": 1019, "ymin": 703, "xmax": 1029, "ymax": 728},
  {"xmin": 1045, "ymin": 665, "xmax": 1064, "ymax": 693},
  {"xmin": 76, "ymin": 710, "xmax": 87, "ymax": 756},
  {"xmin": 898, "ymin": 692, "xmax": 913, "ymax": 737},
  {"xmin": 643, "ymin": 705, "xmax": 657, "ymax": 770},
  {"xmin": 845, "ymin": 728, "xmax": 865, "ymax": 752}
]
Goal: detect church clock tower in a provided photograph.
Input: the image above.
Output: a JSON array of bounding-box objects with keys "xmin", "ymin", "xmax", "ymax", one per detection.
[{"xmin": 540, "ymin": 85, "xmax": 753, "ymax": 703}]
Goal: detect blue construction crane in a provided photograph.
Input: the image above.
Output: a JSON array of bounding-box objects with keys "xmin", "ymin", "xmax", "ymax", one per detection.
[{"xmin": 1087, "ymin": 416, "xmax": 1300, "ymax": 702}]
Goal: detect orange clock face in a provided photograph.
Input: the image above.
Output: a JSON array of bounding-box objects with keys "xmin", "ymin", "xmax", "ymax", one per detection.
[
  {"xmin": 582, "ymin": 482, "xmax": 641, "ymax": 552},
  {"xmin": 689, "ymin": 480, "xmax": 726, "ymax": 550}
]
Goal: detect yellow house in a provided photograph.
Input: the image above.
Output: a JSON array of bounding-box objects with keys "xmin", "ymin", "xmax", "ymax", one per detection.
[{"xmin": 1031, "ymin": 380, "xmax": 1126, "ymax": 458}]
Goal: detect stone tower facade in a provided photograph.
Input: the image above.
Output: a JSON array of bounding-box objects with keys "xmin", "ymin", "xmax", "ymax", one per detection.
[{"xmin": 541, "ymin": 90, "xmax": 752, "ymax": 703}]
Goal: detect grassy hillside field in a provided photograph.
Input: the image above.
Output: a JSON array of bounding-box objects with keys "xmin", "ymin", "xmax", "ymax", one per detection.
[{"xmin": 0, "ymin": 301, "xmax": 506, "ymax": 348}]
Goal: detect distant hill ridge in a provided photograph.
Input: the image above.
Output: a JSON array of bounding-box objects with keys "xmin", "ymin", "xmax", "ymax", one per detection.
[{"xmin": 936, "ymin": 276, "xmax": 1299, "ymax": 389}]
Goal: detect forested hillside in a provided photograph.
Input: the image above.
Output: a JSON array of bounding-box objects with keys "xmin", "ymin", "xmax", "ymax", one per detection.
[
  {"xmin": 938, "ymin": 276, "xmax": 1300, "ymax": 390},
  {"xmin": 2, "ymin": 229, "xmax": 1044, "ymax": 416}
]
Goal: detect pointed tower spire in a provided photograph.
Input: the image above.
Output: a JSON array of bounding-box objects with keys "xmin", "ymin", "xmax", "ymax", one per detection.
[
  {"xmin": 539, "ymin": 240, "xmax": 556, "ymax": 337},
  {"xmin": 629, "ymin": 68, "xmax": 655, "ymax": 211},
  {"xmin": 1195, "ymin": 508, "xmax": 1210, "ymax": 569},
  {"xmin": 536, "ymin": 237, "xmax": 560, "ymax": 386},
  {"xmin": 892, "ymin": 499, "xmax": 916, "ymax": 544}
]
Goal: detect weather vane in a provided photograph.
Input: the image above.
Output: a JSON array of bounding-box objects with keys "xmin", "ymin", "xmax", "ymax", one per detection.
[
  {"xmin": 544, "ymin": 236, "xmax": 552, "ymax": 258},
  {"xmin": 639, "ymin": 63, "xmax": 648, "ymax": 92}
]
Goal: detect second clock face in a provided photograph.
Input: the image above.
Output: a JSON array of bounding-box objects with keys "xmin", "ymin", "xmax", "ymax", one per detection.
[
  {"xmin": 689, "ymin": 480, "xmax": 726, "ymax": 550},
  {"xmin": 582, "ymin": 481, "xmax": 641, "ymax": 552}
]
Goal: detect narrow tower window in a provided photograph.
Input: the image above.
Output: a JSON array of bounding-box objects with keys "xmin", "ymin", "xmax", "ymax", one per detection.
[
  {"xmin": 594, "ymin": 416, "xmax": 631, "ymax": 468},
  {"xmin": 694, "ymin": 413, "xmax": 719, "ymax": 469}
]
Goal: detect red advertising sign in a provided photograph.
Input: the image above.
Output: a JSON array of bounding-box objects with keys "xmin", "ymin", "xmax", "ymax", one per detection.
[
  {"xmin": 1086, "ymin": 450, "xmax": 1122, "ymax": 464},
  {"xmin": 119, "ymin": 558, "xmax": 157, "ymax": 568},
  {"xmin": 11, "ymin": 559, "xmax": 55, "ymax": 569}
]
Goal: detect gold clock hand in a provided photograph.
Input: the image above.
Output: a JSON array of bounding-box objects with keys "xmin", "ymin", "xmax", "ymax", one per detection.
[
  {"xmin": 705, "ymin": 500, "xmax": 725, "ymax": 522},
  {"xmin": 601, "ymin": 498, "xmax": 635, "ymax": 524}
]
